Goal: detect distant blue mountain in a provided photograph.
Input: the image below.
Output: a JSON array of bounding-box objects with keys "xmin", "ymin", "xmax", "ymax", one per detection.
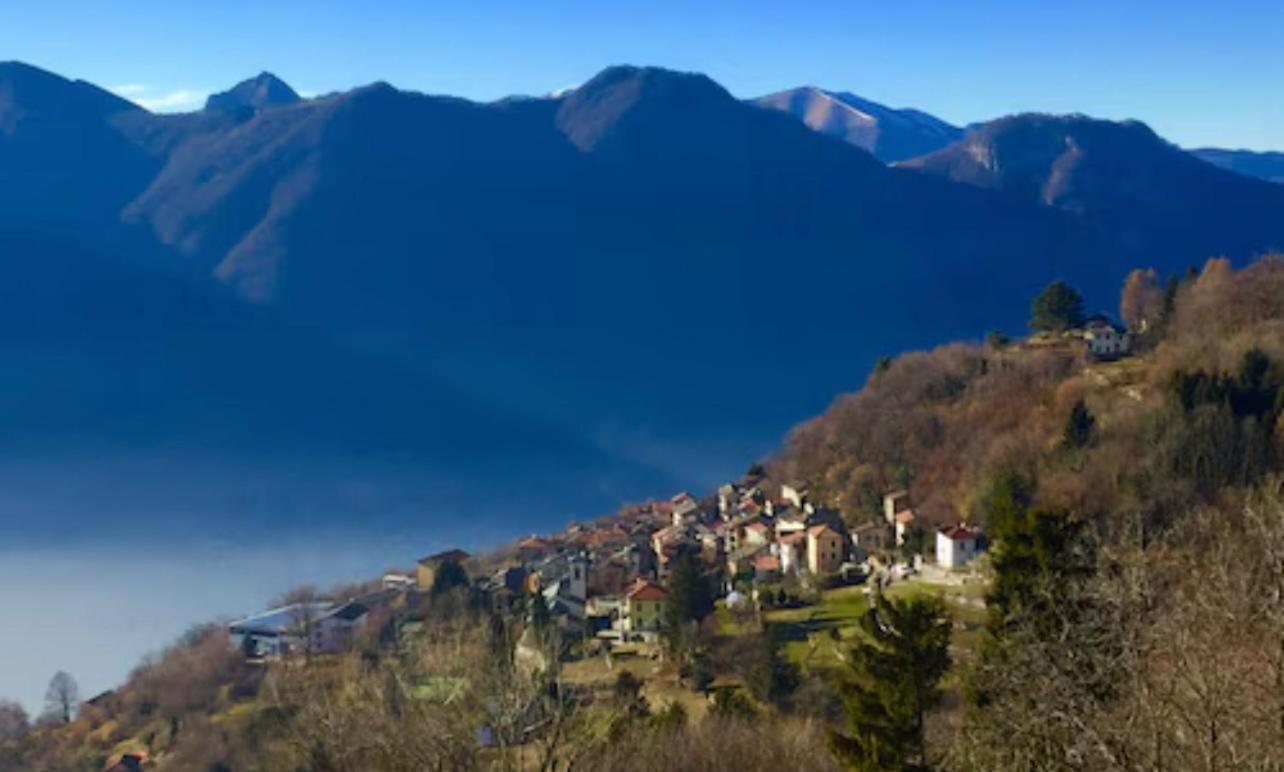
[
  {"xmin": 1191, "ymin": 147, "xmax": 1284, "ymax": 184},
  {"xmin": 900, "ymin": 113, "xmax": 1284, "ymax": 263},
  {"xmin": 753, "ymin": 85, "xmax": 963, "ymax": 162},
  {"xmin": 3, "ymin": 62, "xmax": 1284, "ymax": 545},
  {"xmin": 205, "ymin": 71, "xmax": 300, "ymax": 114}
]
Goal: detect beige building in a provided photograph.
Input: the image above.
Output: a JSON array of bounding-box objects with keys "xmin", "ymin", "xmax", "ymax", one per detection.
[{"xmin": 807, "ymin": 524, "xmax": 844, "ymax": 575}]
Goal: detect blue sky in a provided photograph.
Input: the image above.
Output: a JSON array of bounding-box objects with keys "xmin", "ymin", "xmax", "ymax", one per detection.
[{"xmin": 1, "ymin": 0, "xmax": 1281, "ymax": 150}]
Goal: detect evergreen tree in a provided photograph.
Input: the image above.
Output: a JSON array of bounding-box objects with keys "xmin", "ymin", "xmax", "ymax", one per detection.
[
  {"xmin": 663, "ymin": 549, "xmax": 712, "ymax": 652},
  {"xmin": 979, "ymin": 470, "xmax": 1090, "ymax": 637},
  {"xmin": 688, "ymin": 649, "xmax": 714, "ymax": 694},
  {"xmin": 528, "ymin": 589, "xmax": 553, "ymax": 638},
  {"xmin": 1062, "ymin": 399, "xmax": 1096, "ymax": 449},
  {"xmin": 746, "ymin": 626, "xmax": 799, "ymax": 707},
  {"xmin": 828, "ymin": 593, "xmax": 951, "ymax": 771},
  {"xmin": 1029, "ymin": 280, "xmax": 1086, "ymax": 332}
]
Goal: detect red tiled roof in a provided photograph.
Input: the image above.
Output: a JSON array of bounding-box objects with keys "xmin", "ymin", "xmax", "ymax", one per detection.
[
  {"xmin": 754, "ymin": 555, "xmax": 781, "ymax": 571},
  {"xmin": 895, "ymin": 509, "xmax": 916, "ymax": 524},
  {"xmin": 654, "ymin": 525, "xmax": 684, "ymax": 543},
  {"xmin": 808, "ymin": 524, "xmax": 838, "ymax": 539},
  {"xmin": 626, "ymin": 579, "xmax": 668, "ymax": 601},
  {"xmin": 939, "ymin": 524, "xmax": 979, "ymax": 541},
  {"xmin": 585, "ymin": 527, "xmax": 628, "ymax": 547}
]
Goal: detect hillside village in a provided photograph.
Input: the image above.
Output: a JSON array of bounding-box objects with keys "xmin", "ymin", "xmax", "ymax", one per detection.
[
  {"xmin": 229, "ymin": 477, "xmax": 987, "ymax": 662},
  {"xmin": 224, "ymin": 311, "xmax": 1132, "ymax": 665}
]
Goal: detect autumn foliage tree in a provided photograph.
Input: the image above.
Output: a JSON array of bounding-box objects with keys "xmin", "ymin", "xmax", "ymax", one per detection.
[{"xmin": 1119, "ymin": 267, "xmax": 1163, "ymax": 331}]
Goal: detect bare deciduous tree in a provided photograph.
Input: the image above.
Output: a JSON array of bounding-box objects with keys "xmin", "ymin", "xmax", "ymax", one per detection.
[{"xmin": 43, "ymin": 671, "xmax": 78, "ymax": 725}]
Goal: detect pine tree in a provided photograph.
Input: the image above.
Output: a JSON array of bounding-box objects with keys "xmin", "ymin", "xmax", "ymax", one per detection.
[
  {"xmin": 663, "ymin": 549, "xmax": 712, "ymax": 653},
  {"xmin": 980, "ymin": 470, "xmax": 1089, "ymax": 637},
  {"xmin": 1029, "ymin": 280, "xmax": 1086, "ymax": 332},
  {"xmin": 528, "ymin": 589, "xmax": 553, "ymax": 637},
  {"xmin": 746, "ymin": 625, "xmax": 799, "ymax": 707},
  {"xmin": 828, "ymin": 593, "xmax": 950, "ymax": 771}
]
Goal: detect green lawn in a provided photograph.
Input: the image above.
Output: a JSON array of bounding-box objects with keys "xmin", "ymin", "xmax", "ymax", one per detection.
[
  {"xmin": 763, "ymin": 576, "xmax": 990, "ymax": 678},
  {"xmin": 764, "ymin": 585, "xmax": 872, "ymax": 672}
]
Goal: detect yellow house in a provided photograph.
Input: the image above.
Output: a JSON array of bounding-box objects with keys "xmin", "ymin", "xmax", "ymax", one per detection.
[
  {"xmin": 621, "ymin": 579, "xmax": 668, "ymax": 635},
  {"xmin": 416, "ymin": 549, "xmax": 470, "ymax": 591}
]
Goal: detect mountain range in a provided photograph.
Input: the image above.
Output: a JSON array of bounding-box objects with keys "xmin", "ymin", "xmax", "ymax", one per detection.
[
  {"xmin": 753, "ymin": 86, "xmax": 1284, "ymax": 190},
  {"xmin": 3, "ymin": 60, "xmax": 1284, "ymax": 543}
]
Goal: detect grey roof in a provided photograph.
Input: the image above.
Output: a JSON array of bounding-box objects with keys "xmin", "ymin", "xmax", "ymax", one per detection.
[
  {"xmin": 418, "ymin": 548, "xmax": 470, "ymax": 565},
  {"xmin": 330, "ymin": 601, "xmax": 369, "ymax": 621},
  {"xmin": 228, "ymin": 602, "xmax": 334, "ymax": 636}
]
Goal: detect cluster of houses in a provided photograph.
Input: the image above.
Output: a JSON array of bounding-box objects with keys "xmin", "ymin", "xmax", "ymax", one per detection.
[{"xmin": 228, "ymin": 480, "xmax": 987, "ymax": 658}]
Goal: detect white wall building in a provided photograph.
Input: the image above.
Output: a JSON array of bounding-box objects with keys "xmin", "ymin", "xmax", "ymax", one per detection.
[
  {"xmin": 1084, "ymin": 324, "xmax": 1131, "ymax": 359},
  {"xmin": 936, "ymin": 524, "xmax": 982, "ymax": 569}
]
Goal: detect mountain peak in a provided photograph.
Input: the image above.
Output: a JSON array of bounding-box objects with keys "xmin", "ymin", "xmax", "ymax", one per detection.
[
  {"xmin": 205, "ymin": 72, "xmax": 300, "ymax": 113},
  {"xmin": 576, "ymin": 65, "xmax": 728, "ymax": 96},
  {"xmin": 554, "ymin": 65, "xmax": 737, "ymax": 152},
  {"xmin": 753, "ymin": 86, "xmax": 961, "ymax": 162}
]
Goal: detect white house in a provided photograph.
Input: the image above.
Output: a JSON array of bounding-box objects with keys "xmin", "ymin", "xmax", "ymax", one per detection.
[
  {"xmin": 1084, "ymin": 322, "xmax": 1131, "ymax": 359},
  {"xmin": 781, "ymin": 483, "xmax": 809, "ymax": 510},
  {"xmin": 229, "ymin": 600, "xmax": 369, "ymax": 657},
  {"xmin": 936, "ymin": 524, "xmax": 982, "ymax": 569}
]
